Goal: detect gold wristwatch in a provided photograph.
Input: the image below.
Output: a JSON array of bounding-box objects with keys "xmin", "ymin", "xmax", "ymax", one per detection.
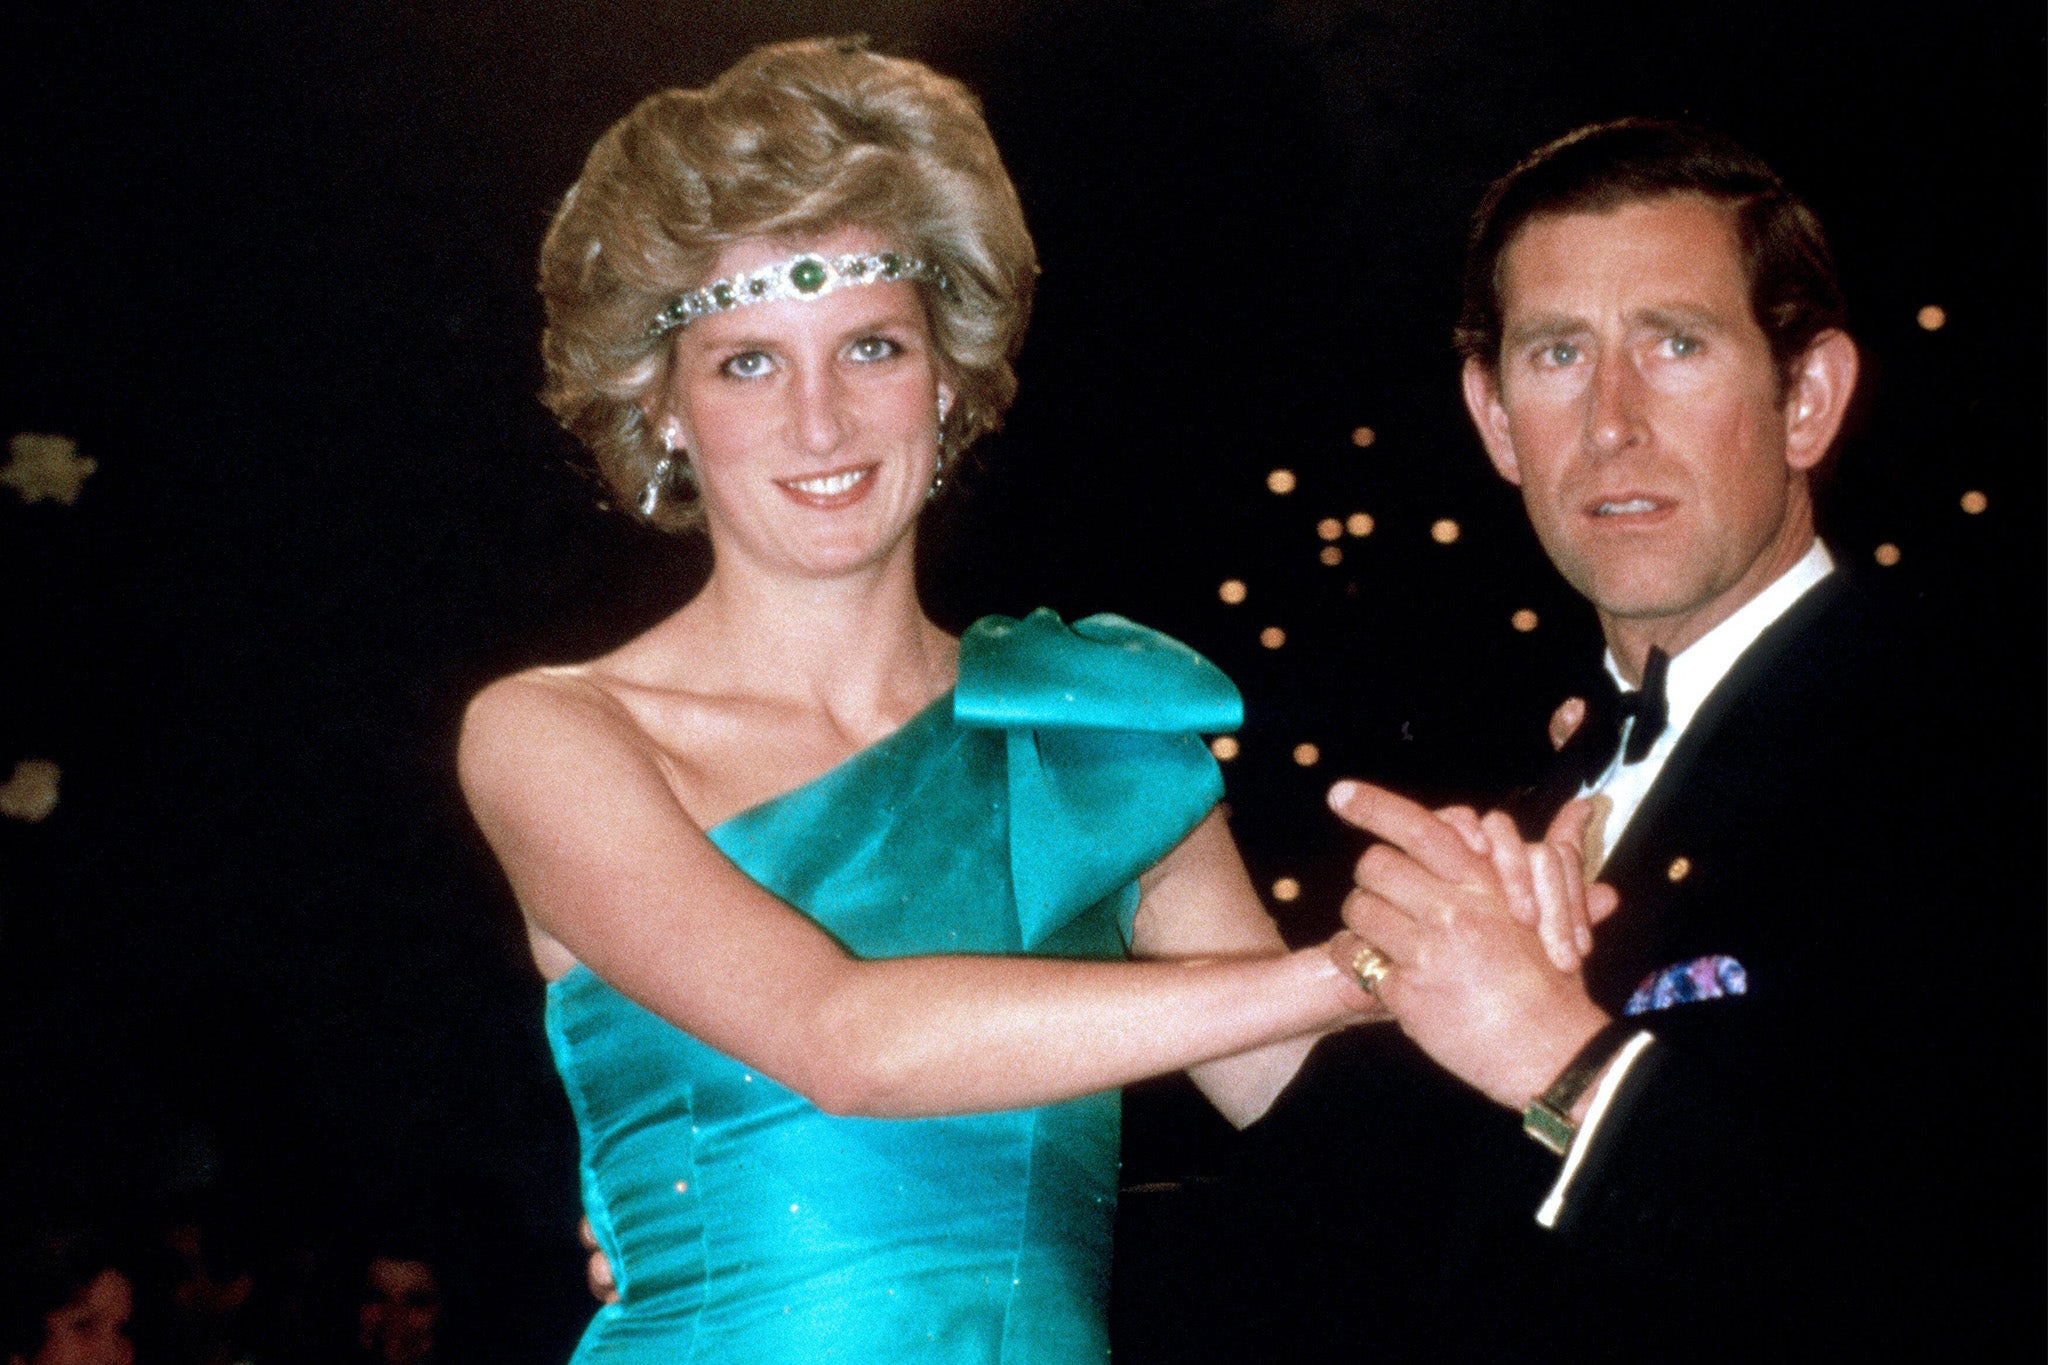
[{"xmin": 1522, "ymin": 1019, "xmax": 1638, "ymax": 1156}]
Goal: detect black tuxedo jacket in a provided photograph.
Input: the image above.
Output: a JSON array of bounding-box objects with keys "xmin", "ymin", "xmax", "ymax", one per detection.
[{"xmin": 1238, "ymin": 570, "xmax": 2041, "ymax": 1360}]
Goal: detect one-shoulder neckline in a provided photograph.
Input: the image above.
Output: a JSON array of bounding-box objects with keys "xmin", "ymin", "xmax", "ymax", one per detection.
[
  {"xmin": 705, "ymin": 686, "xmax": 957, "ymax": 838},
  {"xmin": 545, "ymin": 686, "xmax": 957, "ymax": 996}
]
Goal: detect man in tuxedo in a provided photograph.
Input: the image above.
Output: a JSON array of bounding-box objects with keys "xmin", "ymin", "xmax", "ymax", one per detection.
[{"xmin": 1274, "ymin": 119, "xmax": 2036, "ymax": 1355}]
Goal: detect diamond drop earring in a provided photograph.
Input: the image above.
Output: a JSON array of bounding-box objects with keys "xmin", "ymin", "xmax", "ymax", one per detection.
[
  {"xmin": 642, "ymin": 429, "xmax": 683, "ymax": 516},
  {"xmin": 929, "ymin": 396, "xmax": 950, "ymax": 500}
]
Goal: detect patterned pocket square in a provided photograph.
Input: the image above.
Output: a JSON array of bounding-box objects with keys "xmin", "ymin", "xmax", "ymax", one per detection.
[{"xmin": 1624, "ymin": 954, "xmax": 1748, "ymax": 1016}]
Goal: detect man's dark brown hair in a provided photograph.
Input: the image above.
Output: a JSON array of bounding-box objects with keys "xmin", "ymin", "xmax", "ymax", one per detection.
[{"xmin": 1456, "ymin": 118, "xmax": 1847, "ymax": 392}]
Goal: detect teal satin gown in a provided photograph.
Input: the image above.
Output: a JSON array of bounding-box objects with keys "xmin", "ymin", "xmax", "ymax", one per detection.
[{"xmin": 544, "ymin": 610, "xmax": 1243, "ymax": 1363}]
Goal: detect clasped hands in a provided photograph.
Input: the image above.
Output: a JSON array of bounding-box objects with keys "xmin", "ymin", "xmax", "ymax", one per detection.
[{"xmin": 1327, "ymin": 780, "xmax": 1618, "ymax": 1113}]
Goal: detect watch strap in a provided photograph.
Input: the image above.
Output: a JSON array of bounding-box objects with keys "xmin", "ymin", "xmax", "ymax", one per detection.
[{"xmin": 1523, "ymin": 1018, "xmax": 1639, "ymax": 1156}]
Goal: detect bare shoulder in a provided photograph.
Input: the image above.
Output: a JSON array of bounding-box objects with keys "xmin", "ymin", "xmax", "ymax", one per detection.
[{"xmin": 457, "ymin": 666, "xmax": 647, "ymax": 810}]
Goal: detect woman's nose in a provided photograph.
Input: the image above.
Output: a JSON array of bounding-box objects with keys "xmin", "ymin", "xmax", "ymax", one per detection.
[{"xmin": 790, "ymin": 365, "xmax": 849, "ymax": 456}]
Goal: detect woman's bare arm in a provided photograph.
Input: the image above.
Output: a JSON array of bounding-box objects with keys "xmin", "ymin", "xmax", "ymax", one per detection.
[
  {"xmin": 1131, "ymin": 811, "xmax": 1385, "ymax": 1127},
  {"xmin": 459, "ymin": 674, "xmax": 1371, "ymax": 1119}
]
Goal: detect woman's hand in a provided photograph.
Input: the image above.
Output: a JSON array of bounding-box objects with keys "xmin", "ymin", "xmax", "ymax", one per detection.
[
  {"xmin": 578, "ymin": 1218, "xmax": 619, "ymax": 1306},
  {"xmin": 1431, "ymin": 800, "xmax": 1618, "ymax": 972}
]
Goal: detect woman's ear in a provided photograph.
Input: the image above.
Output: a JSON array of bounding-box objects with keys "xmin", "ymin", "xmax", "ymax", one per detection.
[{"xmin": 641, "ymin": 398, "xmax": 688, "ymax": 457}]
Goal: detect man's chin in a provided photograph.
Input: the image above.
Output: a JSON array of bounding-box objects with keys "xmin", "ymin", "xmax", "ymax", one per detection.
[{"xmin": 1572, "ymin": 571, "xmax": 1719, "ymax": 630}]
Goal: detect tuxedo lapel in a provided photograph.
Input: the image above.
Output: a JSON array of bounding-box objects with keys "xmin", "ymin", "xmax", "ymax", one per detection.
[{"xmin": 1562, "ymin": 573, "xmax": 1855, "ymax": 1011}]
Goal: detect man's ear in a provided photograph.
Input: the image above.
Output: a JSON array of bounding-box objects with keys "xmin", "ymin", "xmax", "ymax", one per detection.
[
  {"xmin": 1461, "ymin": 357, "xmax": 1522, "ymax": 486},
  {"xmin": 1782, "ymin": 330, "xmax": 1859, "ymax": 473}
]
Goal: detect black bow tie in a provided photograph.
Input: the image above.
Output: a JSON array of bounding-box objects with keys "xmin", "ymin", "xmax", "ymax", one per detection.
[
  {"xmin": 1556, "ymin": 646, "xmax": 1672, "ymax": 788},
  {"xmin": 1615, "ymin": 646, "xmax": 1672, "ymax": 765}
]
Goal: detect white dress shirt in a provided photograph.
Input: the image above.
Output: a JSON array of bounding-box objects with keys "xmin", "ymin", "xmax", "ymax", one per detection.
[
  {"xmin": 1537, "ymin": 538, "xmax": 1836, "ymax": 1230},
  {"xmin": 1585, "ymin": 540, "xmax": 1838, "ymax": 864}
]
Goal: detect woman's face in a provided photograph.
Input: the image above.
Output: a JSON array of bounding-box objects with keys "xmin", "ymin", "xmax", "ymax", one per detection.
[
  {"xmin": 27, "ymin": 1269, "xmax": 134, "ymax": 1365},
  {"xmin": 654, "ymin": 226, "xmax": 952, "ymax": 581}
]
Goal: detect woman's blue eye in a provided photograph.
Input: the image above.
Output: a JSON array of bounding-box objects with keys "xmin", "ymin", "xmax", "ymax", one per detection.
[
  {"xmin": 1543, "ymin": 343, "xmax": 1580, "ymax": 366},
  {"xmin": 1667, "ymin": 334, "xmax": 1702, "ymax": 358},
  {"xmin": 849, "ymin": 336, "xmax": 900, "ymax": 362},
  {"xmin": 723, "ymin": 351, "xmax": 771, "ymax": 378}
]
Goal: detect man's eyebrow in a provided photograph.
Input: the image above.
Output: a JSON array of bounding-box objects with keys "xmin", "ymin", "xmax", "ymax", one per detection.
[
  {"xmin": 1502, "ymin": 314, "xmax": 1587, "ymax": 348},
  {"xmin": 1633, "ymin": 304, "xmax": 1732, "ymax": 332}
]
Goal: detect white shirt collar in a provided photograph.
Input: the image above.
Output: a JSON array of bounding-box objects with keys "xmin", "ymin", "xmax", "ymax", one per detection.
[{"xmin": 1602, "ymin": 539, "xmax": 1836, "ymax": 731}]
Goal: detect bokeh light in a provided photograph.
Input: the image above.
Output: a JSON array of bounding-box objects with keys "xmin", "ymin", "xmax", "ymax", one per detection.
[
  {"xmin": 1961, "ymin": 490, "xmax": 1988, "ymax": 514},
  {"xmin": 1916, "ymin": 305, "xmax": 1946, "ymax": 331},
  {"xmin": 1218, "ymin": 578, "xmax": 1248, "ymax": 604},
  {"xmin": 1210, "ymin": 736, "xmax": 1240, "ymax": 761},
  {"xmin": 1350, "ymin": 426, "xmax": 1376, "ymax": 448},
  {"xmin": 1319, "ymin": 546, "xmax": 1343, "ymax": 567},
  {"xmin": 1431, "ymin": 518, "xmax": 1461, "ymax": 544},
  {"xmin": 1316, "ymin": 517, "xmax": 1343, "ymax": 541},
  {"xmin": 1271, "ymin": 877, "xmax": 1301, "ymax": 902},
  {"xmin": 1292, "ymin": 742, "xmax": 1320, "ymax": 766},
  {"xmin": 1511, "ymin": 609, "xmax": 1539, "ymax": 632},
  {"xmin": 1267, "ymin": 468, "xmax": 1297, "ymax": 494},
  {"xmin": 1259, "ymin": 626, "xmax": 1286, "ymax": 650},
  {"xmin": 1346, "ymin": 512, "xmax": 1375, "ymax": 537},
  {"xmin": 1874, "ymin": 542, "xmax": 1902, "ymax": 566}
]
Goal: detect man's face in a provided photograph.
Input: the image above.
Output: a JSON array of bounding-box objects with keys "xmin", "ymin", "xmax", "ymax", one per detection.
[{"xmin": 1464, "ymin": 193, "xmax": 1840, "ymax": 649}]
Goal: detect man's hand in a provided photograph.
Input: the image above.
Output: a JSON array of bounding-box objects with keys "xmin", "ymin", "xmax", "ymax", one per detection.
[
  {"xmin": 1430, "ymin": 798, "xmax": 1617, "ymax": 971},
  {"xmin": 1328, "ymin": 780, "xmax": 1612, "ymax": 1111}
]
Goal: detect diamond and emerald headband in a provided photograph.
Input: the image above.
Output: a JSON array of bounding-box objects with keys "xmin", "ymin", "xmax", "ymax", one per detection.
[{"xmin": 649, "ymin": 250, "xmax": 954, "ymax": 340}]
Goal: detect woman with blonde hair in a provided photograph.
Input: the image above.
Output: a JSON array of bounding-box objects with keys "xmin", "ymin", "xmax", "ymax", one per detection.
[{"xmin": 462, "ymin": 36, "xmax": 1589, "ymax": 1363}]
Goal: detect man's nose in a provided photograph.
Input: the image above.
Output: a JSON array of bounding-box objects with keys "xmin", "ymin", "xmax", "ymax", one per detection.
[{"xmin": 1585, "ymin": 350, "xmax": 1648, "ymax": 454}]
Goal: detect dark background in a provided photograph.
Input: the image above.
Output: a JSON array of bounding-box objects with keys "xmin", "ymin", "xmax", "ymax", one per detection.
[{"xmin": 5, "ymin": 1, "xmax": 2041, "ymax": 1358}]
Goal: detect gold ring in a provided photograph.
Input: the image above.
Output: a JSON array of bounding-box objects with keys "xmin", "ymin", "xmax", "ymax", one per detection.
[{"xmin": 1349, "ymin": 943, "xmax": 1393, "ymax": 998}]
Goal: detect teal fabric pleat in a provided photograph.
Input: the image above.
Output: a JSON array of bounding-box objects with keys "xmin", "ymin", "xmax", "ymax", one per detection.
[{"xmin": 544, "ymin": 611, "xmax": 1240, "ymax": 1363}]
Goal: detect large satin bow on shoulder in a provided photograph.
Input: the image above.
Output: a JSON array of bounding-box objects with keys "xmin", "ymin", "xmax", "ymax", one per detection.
[{"xmin": 957, "ymin": 609, "xmax": 1243, "ymax": 948}]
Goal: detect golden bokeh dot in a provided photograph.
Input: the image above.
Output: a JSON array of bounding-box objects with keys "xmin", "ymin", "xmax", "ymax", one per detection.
[
  {"xmin": 1210, "ymin": 735, "xmax": 1240, "ymax": 761},
  {"xmin": 1318, "ymin": 545, "xmax": 1344, "ymax": 567},
  {"xmin": 0, "ymin": 759, "xmax": 62, "ymax": 823},
  {"xmin": 1916, "ymin": 305, "xmax": 1946, "ymax": 331},
  {"xmin": 1431, "ymin": 518, "xmax": 1461, "ymax": 545},
  {"xmin": 1350, "ymin": 426, "xmax": 1376, "ymax": 448},
  {"xmin": 1961, "ymin": 490, "xmax": 1988, "ymax": 515},
  {"xmin": 1271, "ymin": 876, "xmax": 1301, "ymax": 903},
  {"xmin": 1873, "ymin": 542, "xmax": 1902, "ymax": 567},
  {"xmin": 1316, "ymin": 517, "xmax": 1343, "ymax": 541},
  {"xmin": 1218, "ymin": 578, "xmax": 1248, "ymax": 605},
  {"xmin": 1667, "ymin": 856, "xmax": 1693, "ymax": 883},
  {"xmin": 1266, "ymin": 468, "xmax": 1297, "ymax": 494},
  {"xmin": 1292, "ymin": 742, "xmax": 1321, "ymax": 767},
  {"xmin": 1511, "ymin": 608, "xmax": 1539, "ymax": 633},
  {"xmin": 1259, "ymin": 626, "xmax": 1287, "ymax": 650},
  {"xmin": 1346, "ymin": 512, "xmax": 1375, "ymax": 537}
]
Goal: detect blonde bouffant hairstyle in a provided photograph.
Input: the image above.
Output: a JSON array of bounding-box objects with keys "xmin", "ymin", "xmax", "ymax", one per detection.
[{"xmin": 537, "ymin": 36, "xmax": 1040, "ymax": 532}]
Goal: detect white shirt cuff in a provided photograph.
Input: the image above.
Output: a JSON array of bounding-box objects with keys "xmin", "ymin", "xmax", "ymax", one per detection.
[{"xmin": 1535, "ymin": 1029, "xmax": 1657, "ymax": 1230}]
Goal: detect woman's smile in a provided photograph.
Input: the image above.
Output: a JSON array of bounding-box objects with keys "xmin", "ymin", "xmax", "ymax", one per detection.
[{"xmin": 775, "ymin": 462, "xmax": 878, "ymax": 509}]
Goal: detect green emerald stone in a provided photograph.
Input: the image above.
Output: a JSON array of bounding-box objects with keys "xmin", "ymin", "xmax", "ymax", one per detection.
[
  {"xmin": 790, "ymin": 258, "xmax": 828, "ymax": 292},
  {"xmin": 879, "ymin": 252, "xmax": 902, "ymax": 276},
  {"xmin": 710, "ymin": 282, "xmax": 734, "ymax": 307}
]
